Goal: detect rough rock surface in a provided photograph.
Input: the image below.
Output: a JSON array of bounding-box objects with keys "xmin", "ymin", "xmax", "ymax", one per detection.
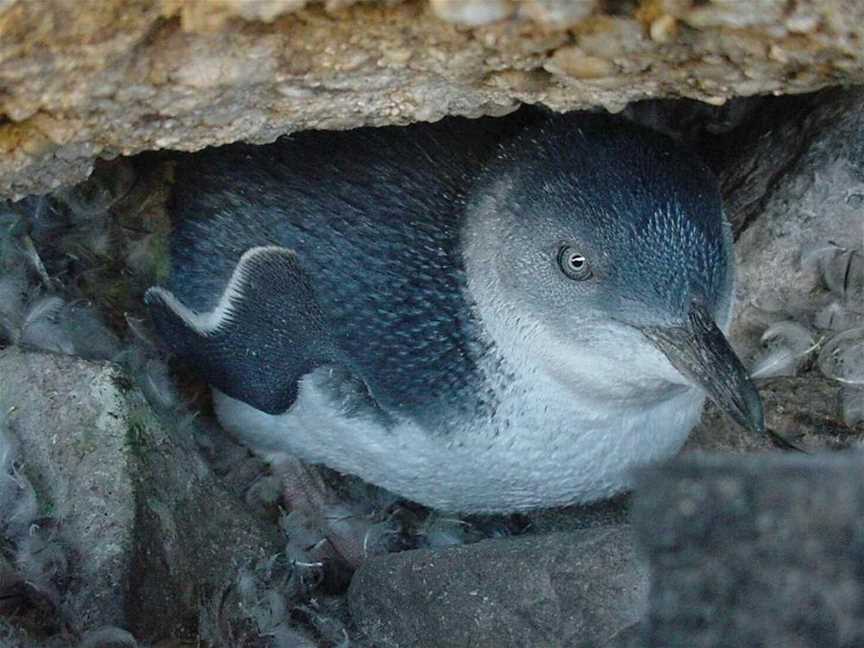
[
  {"xmin": 349, "ymin": 525, "xmax": 647, "ymax": 648},
  {"xmin": 634, "ymin": 454, "xmax": 864, "ymax": 648},
  {"xmin": 0, "ymin": 348, "xmax": 136, "ymax": 632},
  {"xmin": 686, "ymin": 373, "xmax": 864, "ymax": 454},
  {"xmin": 716, "ymin": 88, "xmax": 864, "ymax": 362},
  {"xmin": 0, "ymin": 348, "xmax": 282, "ymax": 642},
  {"xmin": 3, "ymin": 0, "xmax": 864, "ymax": 198}
]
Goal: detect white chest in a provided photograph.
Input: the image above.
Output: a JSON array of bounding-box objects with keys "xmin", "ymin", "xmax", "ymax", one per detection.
[{"xmin": 213, "ymin": 366, "xmax": 705, "ymax": 513}]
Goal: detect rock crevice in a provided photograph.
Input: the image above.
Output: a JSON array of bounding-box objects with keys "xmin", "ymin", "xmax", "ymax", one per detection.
[{"xmin": 2, "ymin": 0, "xmax": 864, "ymax": 198}]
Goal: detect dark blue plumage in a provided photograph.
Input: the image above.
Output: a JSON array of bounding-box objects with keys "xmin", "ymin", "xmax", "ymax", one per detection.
[
  {"xmin": 158, "ymin": 116, "xmax": 530, "ymax": 425},
  {"xmin": 154, "ymin": 112, "xmax": 726, "ymax": 428}
]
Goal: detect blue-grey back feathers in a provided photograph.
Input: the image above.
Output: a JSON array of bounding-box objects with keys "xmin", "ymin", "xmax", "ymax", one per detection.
[{"xmin": 153, "ymin": 116, "xmax": 529, "ymax": 426}]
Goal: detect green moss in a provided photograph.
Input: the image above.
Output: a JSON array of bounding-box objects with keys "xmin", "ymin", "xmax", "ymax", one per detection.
[
  {"xmin": 37, "ymin": 494, "xmax": 56, "ymax": 518},
  {"xmin": 149, "ymin": 227, "xmax": 172, "ymax": 284},
  {"xmin": 15, "ymin": 461, "xmax": 57, "ymax": 520},
  {"xmin": 67, "ymin": 417, "xmax": 100, "ymax": 458},
  {"xmin": 71, "ymin": 434, "xmax": 99, "ymax": 458},
  {"xmin": 125, "ymin": 405, "xmax": 156, "ymax": 457}
]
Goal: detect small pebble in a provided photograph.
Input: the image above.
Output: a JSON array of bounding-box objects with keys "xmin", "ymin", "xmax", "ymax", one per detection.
[
  {"xmin": 650, "ymin": 15, "xmax": 678, "ymax": 44},
  {"xmin": 519, "ymin": 0, "xmax": 595, "ymax": 29},
  {"xmin": 77, "ymin": 627, "xmax": 138, "ymax": 648},
  {"xmin": 429, "ymin": 0, "xmax": 514, "ymax": 27},
  {"xmin": 548, "ymin": 46, "xmax": 615, "ymax": 79}
]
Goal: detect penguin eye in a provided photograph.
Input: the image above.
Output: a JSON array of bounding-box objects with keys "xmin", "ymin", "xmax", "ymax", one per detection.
[{"xmin": 557, "ymin": 245, "xmax": 592, "ymax": 281}]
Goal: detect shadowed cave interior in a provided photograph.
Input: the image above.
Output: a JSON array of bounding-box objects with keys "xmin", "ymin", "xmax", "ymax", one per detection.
[{"xmin": 0, "ymin": 90, "xmax": 862, "ymax": 648}]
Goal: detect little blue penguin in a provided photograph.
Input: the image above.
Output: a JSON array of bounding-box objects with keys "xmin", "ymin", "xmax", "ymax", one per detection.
[{"xmin": 145, "ymin": 111, "xmax": 764, "ymax": 513}]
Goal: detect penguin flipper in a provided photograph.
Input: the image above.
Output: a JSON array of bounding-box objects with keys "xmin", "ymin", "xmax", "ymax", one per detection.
[{"xmin": 145, "ymin": 246, "xmax": 330, "ymax": 415}]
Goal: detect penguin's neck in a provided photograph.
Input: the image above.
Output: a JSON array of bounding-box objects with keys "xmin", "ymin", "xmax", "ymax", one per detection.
[{"xmin": 460, "ymin": 233, "xmax": 692, "ymax": 428}]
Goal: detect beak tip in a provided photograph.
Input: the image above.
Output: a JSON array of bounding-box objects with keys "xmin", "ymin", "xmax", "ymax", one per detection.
[{"xmin": 748, "ymin": 411, "xmax": 766, "ymax": 436}]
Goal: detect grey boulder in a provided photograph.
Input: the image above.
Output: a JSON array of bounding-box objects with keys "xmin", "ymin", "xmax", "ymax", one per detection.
[{"xmin": 349, "ymin": 525, "xmax": 647, "ymax": 648}]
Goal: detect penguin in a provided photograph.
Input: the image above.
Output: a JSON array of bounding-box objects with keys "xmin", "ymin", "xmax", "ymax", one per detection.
[{"xmin": 145, "ymin": 111, "xmax": 763, "ymax": 513}]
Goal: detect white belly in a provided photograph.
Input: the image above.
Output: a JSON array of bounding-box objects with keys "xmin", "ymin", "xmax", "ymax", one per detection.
[{"xmin": 213, "ymin": 367, "xmax": 706, "ymax": 513}]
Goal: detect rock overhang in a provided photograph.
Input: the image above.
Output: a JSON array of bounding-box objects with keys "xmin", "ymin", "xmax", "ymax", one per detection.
[{"xmin": 1, "ymin": 0, "xmax": 863, "ymax": 198}]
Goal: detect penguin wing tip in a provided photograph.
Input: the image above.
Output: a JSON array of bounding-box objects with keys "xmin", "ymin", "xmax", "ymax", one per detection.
[{"xmin": 143, "ymin": 286, "xmax": 166, "ymax": 305}]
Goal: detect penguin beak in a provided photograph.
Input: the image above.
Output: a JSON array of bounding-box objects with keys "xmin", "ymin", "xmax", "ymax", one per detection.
[{"xmin": 641, "ymin": 300, "xmax": 765, "ymax": 436}]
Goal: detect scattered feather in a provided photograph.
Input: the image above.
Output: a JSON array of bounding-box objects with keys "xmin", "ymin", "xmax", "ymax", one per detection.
[
  {"xmin": 124, "ymin": 315, "xmax": 157, "ymax": 349},
  {"xmin": 59, "ymin": 304, "xmax": 122, "ymax": 361},
  {"xmin": 124, "ymin": 235, "xmax": 162, "ymax": 282},
  {"xmin": 750, "ymin": 321, "xmax": 818, "ymax": 379},
  {"xmin": 0, "ymin": 216, "xmax": 26, "ymax": 260},
  {"xmin": 2, "ymin": 469, "xmax": 39, "ymax": 540},
  {"xmin": 77, "ymin": 626, "xmax": 138, "ymax": 648},
  {"xmin": 137, "ymin": 359, "xmax": 178, "ymax": 410},
  {"xmin": 818, "ymin": 326, "xmax": 864, "ymax": 385},
  {"xmin": 245, "ymin": 474, "xmax": 284, "ymax": 510},
  {"xmin": 0, "ymin": 617, "xmax": 67, "ymax": 648},
  {"xmin": 279, "ymin": 510, "xmax": 324, "ymax": 552},
  {"xmin": 360, "ymin": 517, "xmax": 401, "ymax": 558},
  {"xmin": 841, "ymin": 385, "xmax": 864, "ymax": 427},
  {"xmin": 0, "ymin": 271, "xmax": 29, "ymax": 341},
  {"xmin": 802, "ymin": 242, "xmax": 864, "ymax": 301},
  {"xmin": 813, "ymin": 301, "xmax": 864, "ymax": 332},
  {"xmin": 295, "ymin": 602, "xmax": 351, "ymax": 647},
  {"xmin": 14, "ymin": 529, "xmax": 68, "ymax": 602},
  {"xmin": 54, "ymin": 161, "xmax": 136, "ymax": 222},
  {"xmin": 824, "ymin": 248, "xmax": 863, "ymax": 300},
  {"xmin": 229, "ymin": 559, "xmax": 321, "ymax": 647},
  {"xmin": 16, "ymin": 297, "xmax": 121, "ymax": 360},
  {"xmin": 234, "ymin": 569, "xmax": 259, "ymax": 601},
  {"xmin": 19, "ymin": 296, "xmax": 74, "ymax": 355},
  {"xmin": 0, "ymin": 422, "xmax": 39, "ymax": 542},
  {"xmin": 20, "ymin": 236, "xmax": 51, "ymax": 288},
  {"xmin": 419, "ymin": 515, "xmax": 473, "ymax": 548},
  {"xmin": 269, "ymin": 624, "xmax": 318, "ymax": 648},
  {"xmin": 21, "ymin": 296, "xmax": 64, "ymax": 332}
]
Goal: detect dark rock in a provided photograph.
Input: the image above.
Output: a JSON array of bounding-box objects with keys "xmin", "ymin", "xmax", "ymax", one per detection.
[
  {"xmin": 524, "ymin": 494, "xmax": 632, "ymax": 535},
  {"xmin": 349, "ymin": 525, "xmax": 647, "ymax": 648},
  {"xmin": 685, "ymin": 373, "xmax": 864, "ymax": 454},
  {"xmin": 633, "ymin": 453, "xmax": 864, "ymax": 648},
  {"xmin": 0, "ymin": 348, "xmax": 282, "ymax": 642}
]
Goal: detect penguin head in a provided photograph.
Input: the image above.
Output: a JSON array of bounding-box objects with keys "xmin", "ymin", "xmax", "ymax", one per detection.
[{"xmin": 462, "ymin": 114, "xmax": 762, "ymax": 434}]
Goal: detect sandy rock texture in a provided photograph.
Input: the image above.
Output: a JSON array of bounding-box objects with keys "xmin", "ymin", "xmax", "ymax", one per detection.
[
  {"xmin": 2, "ymin": 0, "xmax": 864, "ymax": 198},
  {"xmin": 685, "ymin": 373, "xmax": 864, "ymax": 454}
]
